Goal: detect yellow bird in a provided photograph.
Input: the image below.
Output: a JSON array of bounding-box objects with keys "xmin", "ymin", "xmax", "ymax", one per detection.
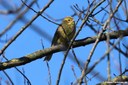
[{"xmin": 44, "ymin": 16, "xmax": 76, "ymax": 61}]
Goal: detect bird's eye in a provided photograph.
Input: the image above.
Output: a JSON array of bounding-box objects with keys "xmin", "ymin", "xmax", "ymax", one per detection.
[{"xmin": 68, "ymin": 19, "xmax": 71, "ymax": 22}]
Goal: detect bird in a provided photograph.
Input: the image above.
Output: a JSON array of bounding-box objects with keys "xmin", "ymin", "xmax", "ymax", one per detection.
[{"xmin": 44, "ymin": 16, "xmax": 76, "ymax": 61}]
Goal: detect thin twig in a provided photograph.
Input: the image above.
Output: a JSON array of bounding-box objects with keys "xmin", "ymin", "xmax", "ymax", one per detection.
[
  {"xmin": 2, "ymin": 70, "xmax": 14, "ymax": 85},
  {"xmin": 21, "ymin": 0, "xmax": 60, "ymax": 26},
  {"xmin": 71, "ymin": 48, "xmax": 82, "ymax": 71},
  {"xmin": 0, "ymin": 0, "xmax": 31, "ymax": 37},
  {"xmin": 106, "ymin": 30, "xmax": 111, "ymax": 81},
  {"xmin": 0, "ymin": 0, "xmax": 54, "ymax": 54},
  {"xmin": 118, "ymin": 43, "xmax": 122, "ymax": 74},
  {"xmin": 46, "ymin": 62, "xmax": 52, "ymax": 85},
  {"xmin": 40, "ymin": 38, "xmax": 52, "ymax": 85}
]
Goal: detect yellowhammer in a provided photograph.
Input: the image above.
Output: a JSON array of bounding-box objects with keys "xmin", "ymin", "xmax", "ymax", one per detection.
[{"xmin": 44, "ymin": 16, "xmax": 76, "ymax": 61}]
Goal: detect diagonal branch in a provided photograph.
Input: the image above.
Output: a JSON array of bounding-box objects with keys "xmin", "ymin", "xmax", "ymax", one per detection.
[
  {"xmin": 0, "ymin": 0, "xmax": 54, "ymax": 54},
  {"xmin": 0, "ymin": 29, "xmax": 128, "ymax": 70}
]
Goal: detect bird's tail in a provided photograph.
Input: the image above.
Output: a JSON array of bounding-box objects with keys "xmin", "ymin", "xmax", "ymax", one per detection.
[{"xmin": 44, "ymin": 54, "xmax": 53, "ymax": 61}]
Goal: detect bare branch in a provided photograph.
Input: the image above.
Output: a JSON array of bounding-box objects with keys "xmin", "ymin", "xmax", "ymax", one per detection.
[{"xmin": 0, "ymin": 29, "xmax": 127, "ymax": 70}]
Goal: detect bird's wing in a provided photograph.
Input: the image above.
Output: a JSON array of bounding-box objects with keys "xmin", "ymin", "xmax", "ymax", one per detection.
[{"xmin": 51, "ymin": 26, "xmax": 61, "ymax": 45}]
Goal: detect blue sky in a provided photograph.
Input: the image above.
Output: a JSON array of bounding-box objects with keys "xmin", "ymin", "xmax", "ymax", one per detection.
[{"xmin": 0, "ymin": 0, "xmax": 128, "ymax": 85}]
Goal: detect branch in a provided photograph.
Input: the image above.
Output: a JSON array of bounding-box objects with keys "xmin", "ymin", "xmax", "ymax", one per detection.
[
  {"xmin": 0, "ymin": 29, "xmax": 128, "ymax": 70},
  {"xmin": 97, "ymin": 75, "xmax": 128, "ymax": 85},
  {"xmin": 0, "ymin": 0, "xmax": 54, "ymax": 54},
  {"xmin": 73, "ymin": 29, "xmax": 128, "ymax": 48}
]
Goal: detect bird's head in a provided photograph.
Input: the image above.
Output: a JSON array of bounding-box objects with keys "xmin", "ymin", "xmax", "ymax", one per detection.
[{"xmin": 62, "ymin": 16, "xmax": 74, "ymax": 25}]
